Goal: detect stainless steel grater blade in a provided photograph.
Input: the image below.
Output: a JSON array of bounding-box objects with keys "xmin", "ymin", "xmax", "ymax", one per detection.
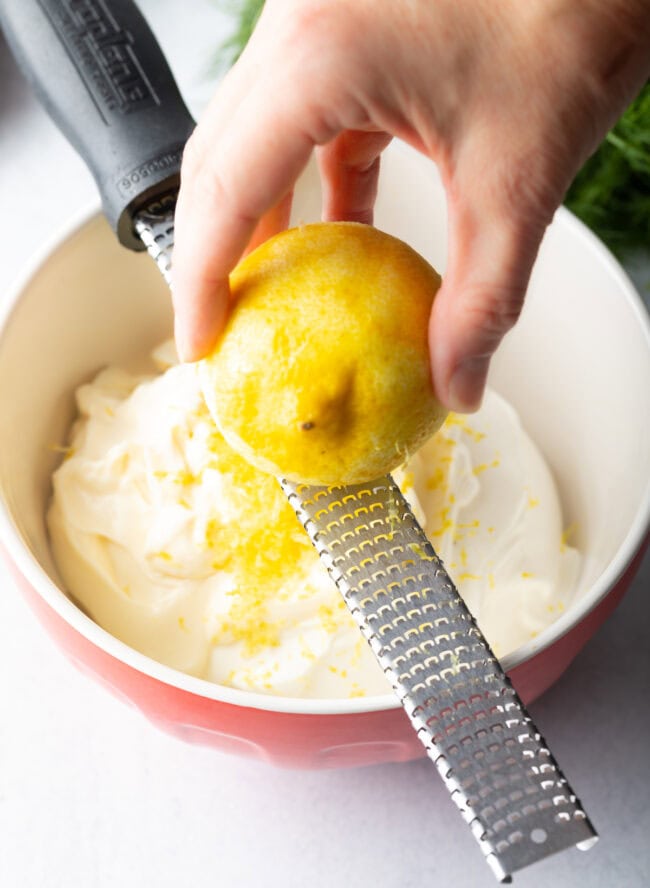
[
  {"xmin": 134, "ymin": 204, "xmax": 597, "ymax": 883},
  {"xmin": 280, "ymin": 476, "xmax": 598, "ymax": 882},
  {"xmin": 134, "ymin": 195, "xmax": 177, "ymax": 286}
]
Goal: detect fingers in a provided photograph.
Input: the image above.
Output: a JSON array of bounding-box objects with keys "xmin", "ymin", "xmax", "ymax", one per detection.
[
  {"xmin": 429, "ymin": 197, "xmax": 546, "ymax": 413},
  {"xmin": 171, "ymin": 1, "xmax": 325, "ymax": 363},
  {"xmin": 170, "ymin": 3, "xmax": 392, "ymax": 363},
  {"xmin": 243, "ymin": 191, "xmax": 294, "ymax": 257},
  {"xmin": 317, "ymin": 130, "xmax": 392, "ymax": 224},
  {"xmin": 171, "ymin": 188, "xmax": 293, "ymax": 363},
  {"xmin": 171, "ymin": 84, "xmax": 315, "ymax": 361},
  {"xmin": 170, "ymin": 1, "xmax": 371, "ymax": 363}
]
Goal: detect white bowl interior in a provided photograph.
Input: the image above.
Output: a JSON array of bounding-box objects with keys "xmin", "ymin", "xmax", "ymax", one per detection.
[
  {"xmin": 490, "ymin": 219, "xmax": 650, "ymax": 598},
  {"xmin": 0, "ymin": 217, "xmax": 172, "ymax": 587},
  {"xmin": 0, "ymin": 141, "xmax": 648, "ymax": 706}
]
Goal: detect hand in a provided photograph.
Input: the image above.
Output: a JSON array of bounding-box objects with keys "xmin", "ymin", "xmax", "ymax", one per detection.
[{"xmin": 171, "ymin": 0, "xmax": 650, "ymax": 411}]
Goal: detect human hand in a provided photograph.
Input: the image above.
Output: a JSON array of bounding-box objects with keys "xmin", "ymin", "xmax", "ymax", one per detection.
[{"xmin": 172, "ymin": 0, "xmax": 650, "ymax": 412}]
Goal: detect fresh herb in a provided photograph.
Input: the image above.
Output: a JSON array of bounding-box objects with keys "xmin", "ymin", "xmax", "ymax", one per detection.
[
  {"xmin": 216, "ymin": 3, "xmax": 649, "ymax": 257},
  {"xmin": 565, "ymin": 82, "xmax": 650, "ymax": 257},
  {"xmin": 215, "ymin": 0, "xmax": 264, "ymax": 72}
]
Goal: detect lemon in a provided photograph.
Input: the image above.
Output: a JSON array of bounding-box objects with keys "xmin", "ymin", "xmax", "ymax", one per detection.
[{"xmin": 199, "ymin": 221, "xmax": 446, "ymax": 486}]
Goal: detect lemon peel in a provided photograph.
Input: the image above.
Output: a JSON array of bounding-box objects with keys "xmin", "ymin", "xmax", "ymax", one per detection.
[{"xmin": 199, "ymin": 221, "xmax": 447, "ymax": 485}]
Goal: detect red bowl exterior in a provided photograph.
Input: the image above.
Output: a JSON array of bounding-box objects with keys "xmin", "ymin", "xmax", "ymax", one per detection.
[{"xmin": 5, "ymin": 538, "xmax": 647, "ymax": 769}]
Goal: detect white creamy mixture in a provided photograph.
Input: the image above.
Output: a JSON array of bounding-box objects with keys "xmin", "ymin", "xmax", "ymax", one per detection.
[{"xmin": 48, "ymin": 345, "xmax": 579, "ymax": 698}]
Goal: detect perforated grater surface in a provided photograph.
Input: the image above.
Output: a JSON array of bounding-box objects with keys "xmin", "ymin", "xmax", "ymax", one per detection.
[
  {"xmin": 280, "ymin": 475, "xmax": 598, "ymax": 882},
  {"xmin": 134, "ymin": 196, "xmax": 177, "ymax": 286},
  {"xmin": 133, "ymin": 203, "xmax": 599, "ymax": 881}
]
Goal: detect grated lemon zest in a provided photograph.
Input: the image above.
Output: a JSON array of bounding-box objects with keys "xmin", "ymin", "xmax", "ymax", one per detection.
[{"xmin": 560, "ymin": 523, "xmax": 577, "ymax": 553}]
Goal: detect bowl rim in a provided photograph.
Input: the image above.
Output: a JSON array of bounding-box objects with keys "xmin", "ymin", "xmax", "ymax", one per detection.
[{"xmin": 0, "ymin": 200, "xmax": 648, "ymax": 716}]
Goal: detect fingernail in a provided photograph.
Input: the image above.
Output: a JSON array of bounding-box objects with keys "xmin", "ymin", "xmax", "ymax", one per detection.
[{"xmin": 448, "ymin": 357, "xmax": 490, "ymax": 413}]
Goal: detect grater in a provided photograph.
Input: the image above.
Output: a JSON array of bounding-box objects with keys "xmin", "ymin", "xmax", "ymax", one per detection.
[
  {"xmin": 111, "ymin": 195, "xmax": 601, "ymax": 880},
  {"xmin": 281, "ymin": 476, "xmax": 598, "ymax": 880},
  {"xmin": 0, "ymin": 0, "xmax": 598, "ymax": 880}
]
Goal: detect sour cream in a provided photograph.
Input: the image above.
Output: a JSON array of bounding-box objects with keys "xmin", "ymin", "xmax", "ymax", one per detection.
[{"xmin": 48, "ymin": 345, "xmax": 579, "ymax": 698}]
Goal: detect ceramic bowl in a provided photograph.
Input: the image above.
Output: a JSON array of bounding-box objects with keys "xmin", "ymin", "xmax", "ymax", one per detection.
[{"xmin": 1, "ymin": 143, "xmax": 648, "ymax": 768}]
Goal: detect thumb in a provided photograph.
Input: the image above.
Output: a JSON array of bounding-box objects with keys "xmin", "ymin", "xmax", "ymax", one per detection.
[{"xmin": 429, "ymin": 199, "xmax": 547, "ymax": 413}]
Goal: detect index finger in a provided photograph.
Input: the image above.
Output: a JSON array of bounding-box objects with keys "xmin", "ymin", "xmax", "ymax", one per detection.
[{"xmin": 171, "ymin": 69, "xmax": 326, "ymax": 362}]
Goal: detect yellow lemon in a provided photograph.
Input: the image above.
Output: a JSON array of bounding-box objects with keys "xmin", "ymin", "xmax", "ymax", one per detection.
[{"xmin": 199, "ymin": 221, "xmax": 446, "ymax": 485}]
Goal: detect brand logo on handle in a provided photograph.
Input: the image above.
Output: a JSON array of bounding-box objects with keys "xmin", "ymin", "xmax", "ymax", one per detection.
[{"xmin": 38, "ymin": 0, "xmax": 159, "ymax": 122}]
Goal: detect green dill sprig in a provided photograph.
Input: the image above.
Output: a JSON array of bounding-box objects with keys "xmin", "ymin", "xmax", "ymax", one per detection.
[
  {"xmin": 216, "ymin": 3, "xmax": 649, "ymax": 257},
  {"xmin": 565, "ymin": 82, "xmax": 650, "ymax": 257},
  {"xmin": 214, "ymin": 0, "xmax": 265, "ymax": 72}
]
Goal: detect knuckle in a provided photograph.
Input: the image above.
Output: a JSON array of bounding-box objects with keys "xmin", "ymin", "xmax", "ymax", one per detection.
[
  {"xmin": 275, "ymin": 2, "xmax": 369, "ymax": 93},
  {"xmin": 463, "ymin": 282, "xmax": 525, "ymax": 343},
  {"xmin": 287, "ymin": 0, "xmax": 354, "ymax": 47}
]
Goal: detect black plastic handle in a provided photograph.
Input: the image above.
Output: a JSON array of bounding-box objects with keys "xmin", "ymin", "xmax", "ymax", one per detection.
[{"xmin": 0, "ymin": 0, "xmax": 195, "ymax": 249}]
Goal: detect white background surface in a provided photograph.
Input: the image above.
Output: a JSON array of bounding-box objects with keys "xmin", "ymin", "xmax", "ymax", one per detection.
[{"xmin": 1, "ymin": 3, "xmax": 649, "ymax": 886}]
